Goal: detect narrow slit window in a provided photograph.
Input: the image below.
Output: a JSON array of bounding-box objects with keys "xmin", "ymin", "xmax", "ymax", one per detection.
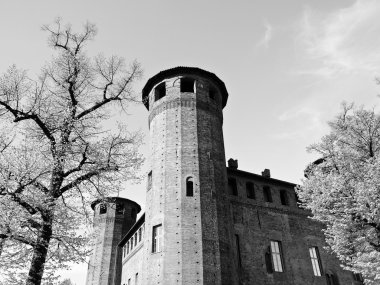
[
  {"xmin": 180, "ymin": 78, "xmax": 195, "ymax": 93},
  {"xmin": 270, "ymin": 241, "xmax": 284, "ymax": 272},
  {"xmin": 280, "ymin": 190, "xmax": 289, "ymax": 206},
  {"xmin": 126, "ymin": 241, "xmax": 129, "ymax": 254},
  {"xmin": 209, "ymin": 88, "xmax": 216, "ymax": 100},
  {"xmin": 228, "ymin": 178, "xmax": 238, "ymax": 196},
  {"xmin": 246, "ymin": 182, "xmax": 255, "ymax": 199},
  {"xmin": 265, "ymin": 246, "xmax": 273, "ymax": 273},
  {"xmin": 186, "ymin": 177, "xmax": 194, "ymax": 196},
  {"xmin": 152, "ymin": 224, "xmax": 162, "ymax": 253},
  {"xmin": 123, "ymin": 245, "xmax": 126, "ymax": 258},
  {"xmin": 130, "ymin": 236, "xmax": 134, "ymax": 250},
  {"xmin": 147, "ymin": 171, "xmax": 152, "ymax": 190},
  {"xmin": 154, "ymin": 82, "xmax": 166, "ymax": 101},
  {"xmin": 263, "ymin": 186, "xmax": 273, "ymax": 202},
  {"xmin": 99, "ymin": 203, "xmax": 107, "ymax": 214},
  {"xmin": 134, "ymin": 233, "xmax": 138, "ymax": 246},
  {"xmin": 135, "ymin": 273, "xmax": 138, "ymax": 285},
  {"xmin": 138, "ymin": 227, "xmax": 142, "ymax": 242},
  {"xmin": 235, "ymin": 234, "xmax": 242, "ymax": 268},
  {"xmin": 326, "ymin": 273, "xmax": 339, "ymax": 285},
  {"xmin": 309, "ymin": 247, "xmax": 323, "ymax": 276}
]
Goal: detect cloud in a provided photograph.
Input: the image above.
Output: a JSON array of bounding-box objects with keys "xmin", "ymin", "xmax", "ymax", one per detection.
[
  {"xmin": 256, "ymin": 21, "xmax": 273, "ymax": 48},
  {"xmin": 296, "ymin": 0, "xmax": 380, "ymax": 77}
]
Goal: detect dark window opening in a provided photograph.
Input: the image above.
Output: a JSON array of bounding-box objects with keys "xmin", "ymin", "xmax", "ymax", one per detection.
[
  {"xmin": 246, "ymin": 182, "xmax": 255, "ymax": 199},
  {"xmin": 280, "ymin": 190, "xmax": 289, "ymax": 206},
  {"xmin": 131, "ymin": 208, "xmax": 136, "ymax": 219},
  {"xmin": 265, "ymin": 246, "xmax": 273, "ymax": 273},
  {"xmin": 186, "ymin": 177, "xmax": 194, "ymax": 196},
  {"xmin": 326, "ymin": 273, "xmax": 339, "ymax": 285},
  {"xmin": 263, "ymin": 186, "xmax": 272, "ymax": 202},
  {"xmin": 147, "ymin": 171, "xmax": 152, "ymax": 190},
  {"xmin": 180, "ymin": 78, "xmax": 195, "ymax": 93},
  {"xmin": 116, "ymin": 203, "xmax": 124, "ymax": 214},
  {"xmin": 209, "ymin": 88, "xmax": 216, "ymax": 100},
  {"xmin": 235, "ymin": 234, "xmax": 242, "ymax": 268},
  {"xmin": 228, "ymin": 178, "xmax": 238, "ymax": 196},
  {"xmin": 353, "ymin": 273, "xmax": 364, "ymax": 282},
  {"xmin": 154, "ymin": 82, "xmax": 166, "ymax": 101},
  {"xmin": 99, "ymin": 203, "xmax": 107, "ymax": 214}
]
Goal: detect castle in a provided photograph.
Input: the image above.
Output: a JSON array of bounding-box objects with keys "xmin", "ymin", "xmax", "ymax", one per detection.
[{"xmin": 85, "ymin": 67, "xmax": 363, "ymax": 285}]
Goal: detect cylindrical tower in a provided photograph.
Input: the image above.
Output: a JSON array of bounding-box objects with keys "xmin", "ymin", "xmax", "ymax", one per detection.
[
  {"xmin": 142, "ymin": 67, "xmax": 235, "ymax": 285},
  {"xmin": 86, "ymin": 197, "xmax": 141, "ymax": 285}
]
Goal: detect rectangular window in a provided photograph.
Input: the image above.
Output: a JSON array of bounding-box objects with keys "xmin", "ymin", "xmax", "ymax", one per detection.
[
  {"xmin": 126, "ymin": 241, "xmax": 129, "ymax": 254},
  {"xmin": 280, "ymin": 190, "xmax": 289, "ymax": 206},
  {"xmin": 246, "ymin": 182, "xmax": 255, "ymax": 199},
  {"xmin": 228, "ymin": 178, "xmax": 238, "ymax": 196},
  {"xmin": 152, "ymin": 224, "xmax": 162, "ymax": 253},
  {"xmin": 270, "ymin": 241, "xmax": 284, "ymax": 272},
  {"xmin": 154, "ymin": 82, "xmax": 166, "ymax": 101},
  {"xmin": 309, "ymin": 247, "xmax": 322, "ymax": 276},
  {"xmin": 180, "ymin": 78, "xmax": 195, "ymax": 93},
  {"xmin": 131, "ymin": 237, "xmax": 134, "ymax": 250},
  {"xmin": 134, "ymin": 233, "xmax": 138, "ymax": 246},
  {"xmin": 147, "ymin": 171, "xmax": 152, "ymax": 190},
  {"xmin": 235, "ymin": 234, "xmax": 242, "ymax": 268},
  {"xmin": 123, "ymin": 245, "xmax": 126, "ymax": 258},
  {"xmin": 263, "ymin": 186, "xmax": 273, "ymax": 202}
]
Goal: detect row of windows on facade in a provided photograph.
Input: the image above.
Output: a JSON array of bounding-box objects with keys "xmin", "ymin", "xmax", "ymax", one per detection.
[
  {"xmin": 124, "ymin": 224, "xmax": 363, "ymax": 284},
  {"xmin": 153, "ymin": 78, "xmax": 217, "ymax": 102},
  {"xmin": 148, "ymin": 172, "xmax": 195, "ymax": 197},
  {"xmin": 228, "ymin": 178, "xmax": 293, "ymax": 206},
  {"xmin": 122, "ymin": 224, "xmax": 145, "ymax": 258},
  {"xmin": 122, "ymin": 272, "xmax": 138, "ymax": 285},
  {"xmin": 234, "ymin": 236, "xmax": 362, "ymax": 284}
]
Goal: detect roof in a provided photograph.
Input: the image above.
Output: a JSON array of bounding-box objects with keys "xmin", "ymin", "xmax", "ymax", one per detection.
[
  {"xmin": 90, "ymin": 197, "xmax": 141, "ymax": 212},
  {"xmin": 227, "ymin": 167, "xmax": 297, "ymax": 187},
  {"xmin": 142, "ymin": 66, "xmax": 229, "ymax": 110},
  {"xmin": 118, "ymin": 213, "xmax": 145, "ymax": 247}
]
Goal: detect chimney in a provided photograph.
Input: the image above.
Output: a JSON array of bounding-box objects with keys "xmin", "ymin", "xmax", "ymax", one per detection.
[
  {"xmin": 261, "ymin": 169, "xmax": 271, "ymax": 178},
  {"xmin": 228, "ymin": 158, "xmax": 238, "ymax": 169}
]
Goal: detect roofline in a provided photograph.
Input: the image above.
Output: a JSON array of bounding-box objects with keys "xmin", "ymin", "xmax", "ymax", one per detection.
[
  {"xmin": 118, "ymin": 213, "xmax": 146, "ymax": 247},
  {"xmin": 142, "ymin": 66, "xmax": 229, "ymax": 110},
  {"xmin": 90, "ymin": 197, "xmax": 141, "ymax": 212},
  {"xmin": 227, "ymin": 167, "xmax": 298, "ymax": 187}
]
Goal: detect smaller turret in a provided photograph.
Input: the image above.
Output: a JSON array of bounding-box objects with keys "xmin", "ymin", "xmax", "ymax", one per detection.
[{"xmin": 86, "ymin": 197, "xmax": 141, "ymax": 285}]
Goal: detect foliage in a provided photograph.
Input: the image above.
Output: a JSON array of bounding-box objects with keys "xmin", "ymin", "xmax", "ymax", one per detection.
[
  {"xmin": 0, "ymin": 19, "xmax": 143, "ymax": 285},
  {"xmin": 297, "ymin": 103, "xmax": 380, "ymax": 284}
]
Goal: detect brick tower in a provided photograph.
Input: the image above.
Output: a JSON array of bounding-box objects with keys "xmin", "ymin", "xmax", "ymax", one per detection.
[
  {"xmin": 141, "ymin": 67, "xmax": 236, "ymax": 285},
  {"xmin": 86, "ymin": 197, "xmax": 141, "ymax": 285}
]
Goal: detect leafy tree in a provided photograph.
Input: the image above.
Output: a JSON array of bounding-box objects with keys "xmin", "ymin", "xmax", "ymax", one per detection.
[
  {"xmin": 0, "ymin": 19, "xmax": 143, "ymax": 285},
  {"xmin": 297, "ymin": 103, "xmax": 380, "ymax": 284}
]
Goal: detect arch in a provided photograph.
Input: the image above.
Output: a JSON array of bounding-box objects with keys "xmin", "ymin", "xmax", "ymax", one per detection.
[{"xmin": 186, "ymin": 177, "xmax": 194, "ymax": 197}]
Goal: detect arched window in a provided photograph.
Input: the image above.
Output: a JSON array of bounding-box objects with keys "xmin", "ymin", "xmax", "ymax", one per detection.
[
  {"xmin": 186, "ymin": 177, "xmax": 194, "ymax": 197},
  {"xmin": 99, "ymin": 203, "xmax": 107, "ymax": 214}
]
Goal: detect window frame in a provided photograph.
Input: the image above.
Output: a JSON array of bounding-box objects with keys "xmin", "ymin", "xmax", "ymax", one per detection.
[
  {"xmin": 263, "ymin": 186, "xmax": 273, "ymax": 203},
  {"xmin": 270, "ymin": 240, "xmax": 284, "ymax": 272},
  {"xmin": 309, "ymin": 246, "xmax": 323, "ymax": 276},
  {"xmin": 152, "ymin": 224, "xmax": 162, "ymax": 253}
]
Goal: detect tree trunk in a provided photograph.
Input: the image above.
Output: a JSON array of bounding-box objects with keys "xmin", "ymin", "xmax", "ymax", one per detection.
[{"xmin": 26, "ymin": 216, "xmax": 53, "ymax": 285}]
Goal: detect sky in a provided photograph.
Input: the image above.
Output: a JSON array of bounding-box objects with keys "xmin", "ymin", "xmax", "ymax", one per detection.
[{"xmin": 1, "ymin": 0, "xmax": 380, "ymax": 283}]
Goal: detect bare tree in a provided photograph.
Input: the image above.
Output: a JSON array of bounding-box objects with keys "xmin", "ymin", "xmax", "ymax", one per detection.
[{"xmin": 0, "ymin": 19, "xmax": 143, "ymax": 285}]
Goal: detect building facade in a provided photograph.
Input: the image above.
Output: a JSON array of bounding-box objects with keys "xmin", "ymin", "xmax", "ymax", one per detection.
[{"xmin": 86, "ymin": 67, "xmax": 363, "ymax": 285}]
